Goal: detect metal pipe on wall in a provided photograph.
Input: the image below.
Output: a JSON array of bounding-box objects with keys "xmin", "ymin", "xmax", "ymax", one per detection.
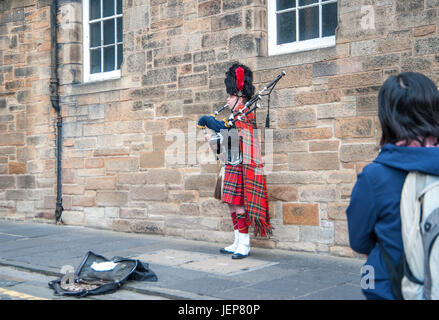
[{"xmin": 50, "ymin": 0, "xmax": 63, "ymax": 223}]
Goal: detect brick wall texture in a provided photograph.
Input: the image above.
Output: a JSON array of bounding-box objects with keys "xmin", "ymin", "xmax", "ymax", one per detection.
[{"xmin": 1, "ymin": 0, "xmax": 439, "ymax": 257}]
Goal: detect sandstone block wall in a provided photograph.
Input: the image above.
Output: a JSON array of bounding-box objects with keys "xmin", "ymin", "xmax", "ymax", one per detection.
[
  {"xmin": 1, "ymin": 0, "xmax": 439, "ymax": 257},
  {"xmin": 0, "ymin": 0, "xmax": 57, "ymax": 221}
]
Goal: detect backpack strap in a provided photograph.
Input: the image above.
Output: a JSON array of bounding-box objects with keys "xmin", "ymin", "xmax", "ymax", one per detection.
[
  {"xmin": 379, "ymin": 241, "xmax": 404, "ymax": 300},
  {"xmin": 379, "ymin": 241, "xmax": 424, "ymax": 300}
]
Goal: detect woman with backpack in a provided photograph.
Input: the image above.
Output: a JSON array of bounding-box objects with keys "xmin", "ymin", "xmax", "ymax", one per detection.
[{"xmin": 346, "ymin": 72, "xmax": 439, "ymax": 300}]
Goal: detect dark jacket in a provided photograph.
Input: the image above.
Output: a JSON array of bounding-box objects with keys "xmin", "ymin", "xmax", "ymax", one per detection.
[
  {"xmin": 197, "ymin": 115, "xmax": 227, "ymax": 132},
  {"xmin": 346, "ymin": 143, "xmax": 439, "ymax": 300}
]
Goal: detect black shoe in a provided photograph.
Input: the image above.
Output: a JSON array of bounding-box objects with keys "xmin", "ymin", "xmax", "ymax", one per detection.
[
  {"xmin": 231, "ymin": 252, "xmax": 250, "ymax": 259},
  {"xmin": 220, "ymin": 248, "xmax": 234, "ymax": 254}
]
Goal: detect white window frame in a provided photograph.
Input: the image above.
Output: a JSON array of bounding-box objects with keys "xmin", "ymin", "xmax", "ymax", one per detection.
[
  {"xmin": 83, "ymin": 0, "xmax": 122, "ymax": 83},
  {"xmin": 268, "ymin": 0, "xmax": 337, "ymax": 56}
]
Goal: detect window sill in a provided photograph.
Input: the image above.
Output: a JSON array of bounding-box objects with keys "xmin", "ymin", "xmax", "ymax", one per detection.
[
  {"xmin": 68, "ymin": 74, "xmax": 125, "ymax": 96},
  {"xmin": 83, "ymin": 70, "xmax": 121, "ymax": 84},
  {"xmin": 268, "ymin": 36, "xmax": 336, "ymax": 57},
  {"xmin": 256, "ymin": 41, "xmax": 341, "ymax": 71},
  {"xmin": 82, "ymin": 76, "xmax": 122, "ymax": 85}
]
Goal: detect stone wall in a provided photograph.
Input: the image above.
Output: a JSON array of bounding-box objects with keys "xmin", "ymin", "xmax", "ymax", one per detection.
[
  {"xmin": 1, "ymin": 0, "xmax": 439, "ymax": 257},
  {"xmin": 0, "ymin": 0, "xmax": 57, "ymax": 221}
]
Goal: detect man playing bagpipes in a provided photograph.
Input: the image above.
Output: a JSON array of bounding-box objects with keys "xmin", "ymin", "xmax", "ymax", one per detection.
[{"xmin": 197, "ymin": 63, "xmax": 274, "ymax": 259}]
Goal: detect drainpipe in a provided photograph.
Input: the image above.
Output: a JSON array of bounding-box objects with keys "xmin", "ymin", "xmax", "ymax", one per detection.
[{"xmin": 50, "ymin": 0, "xmax": 63, "ymax": 224}]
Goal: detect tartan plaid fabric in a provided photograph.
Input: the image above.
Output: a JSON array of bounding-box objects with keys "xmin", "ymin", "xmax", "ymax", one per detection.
[
  {"xmin": 236, "ymin": 212, "xmax": 250, "ymax": 233},
  {"xmin": 231, "ymin": 212, "xmax": 238, "ymax": 230},
  {"xmin": 223, "ymin": 104, "xmax": 272, "ymax": 237},
  {"xmin": 222, "ymin": 164, "xmax": 245, "ymax": 205}
]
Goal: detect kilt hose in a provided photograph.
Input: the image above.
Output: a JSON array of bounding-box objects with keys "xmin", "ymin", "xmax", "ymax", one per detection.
[{"xmin": 231, "ymin": 212, "xmax": 250, "ymax": 234}]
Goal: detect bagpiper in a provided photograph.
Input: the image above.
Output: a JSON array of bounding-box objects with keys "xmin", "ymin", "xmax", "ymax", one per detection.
[{"xmin": 198, "ymin": 63, "xmax": 273, "ymax": 259}]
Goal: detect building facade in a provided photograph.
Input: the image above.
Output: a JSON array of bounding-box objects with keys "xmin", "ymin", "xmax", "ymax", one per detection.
[{"xmin": 1, "ymin": 0, "xmax": 439, "ymax": 257}]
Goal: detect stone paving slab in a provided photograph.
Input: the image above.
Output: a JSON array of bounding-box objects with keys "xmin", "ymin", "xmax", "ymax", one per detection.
[{"xmin": 134, "ymin": 249, "xmax": 279, "ymax": 275}]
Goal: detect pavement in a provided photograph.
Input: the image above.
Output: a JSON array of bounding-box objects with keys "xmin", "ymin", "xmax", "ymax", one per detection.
[{"xmin": 0, "ymin": 219, "xmax": 366, "ymax": 300}]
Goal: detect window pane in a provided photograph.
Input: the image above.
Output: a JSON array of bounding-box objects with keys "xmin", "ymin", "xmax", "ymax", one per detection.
[
  {"xmin": 277, "ymin": 0, "xmax": 295, "ymax": 11},
  {"xmin": 103, "ymin": 0, "xmax": 115, "ymax": 17},
  {"xmin": 299, "ymin": 6, "xmax": 319, "ymax": 41},
  {"xmin": 104, "ymin": 45, "xmax": 115, "ymax": 72},
  {"xmin": 117, "ymin": 44, "xmax": 123, "ymax": 70},
  {"xmin": 322, "ymin": 2, "xmax": 338, "ymax": 37},
  {"xmin": 90, "ymin": 48, "xmax": 101, "ymax": 74},
  {"xmin": 103, "ymin": 19, "xmax": 115, "ymax": 45},
  {"xmin": 117, "ymin": 0, "xmax": 122, "ymax": 14},
  {"xmin": 90, "ymin": 22, "xmax": 101, "ymax": 47},
  {"xmin": 277, "ymin": 11, "xmax": 296, "ymax": 45},
  {"xmin": 117, "ymin": 17, "xmax": 123, "ymax": 43},
  {"xmin": 90, "ymin": 0, "xmax": 101, "ymax": 20},
  {"xmin": 299, "ymin": 0, "xmax": 317, "ymax": 6}
]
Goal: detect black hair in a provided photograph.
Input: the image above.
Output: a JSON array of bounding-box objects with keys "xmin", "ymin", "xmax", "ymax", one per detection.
[
  {"xmin": 378, "ymin": 72, "xmax": 439, "ymax": 147},
  {"xmin": 224, "ymin": 63, "xmax": 255, "ymax": 101}
]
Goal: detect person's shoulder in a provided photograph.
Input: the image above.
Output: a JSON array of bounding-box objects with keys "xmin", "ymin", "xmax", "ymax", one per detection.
[
  {"xmin": 357, "ymin": 161, "xmax": 389, "ymax": 183},
  {"xmin": 358, "ymin": 160, "xmax": 406, "ymax": 191},
  {"xmin": 360, "ymin": 162, "xmax": 383, "ymax": 174}
]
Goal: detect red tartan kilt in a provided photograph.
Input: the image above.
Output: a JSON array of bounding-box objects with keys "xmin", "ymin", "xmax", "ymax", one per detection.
[{"xmin": 221, "ymin": 164, "xmax": 245, "ymax": 205}]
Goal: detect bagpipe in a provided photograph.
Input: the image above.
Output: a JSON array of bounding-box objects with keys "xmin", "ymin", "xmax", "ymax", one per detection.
[
  {"xmin": 197, "ymin": 71, "xmax": 286, "ymax": 131},
  {"xmin": 197, "ymin": 71, "xmax": 286, "ymax": 164}
]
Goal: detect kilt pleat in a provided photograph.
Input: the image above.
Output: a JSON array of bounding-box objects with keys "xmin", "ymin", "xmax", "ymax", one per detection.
[{"xmin": 221, "ymin": 164, "xmax": 245, "ymax": 205}]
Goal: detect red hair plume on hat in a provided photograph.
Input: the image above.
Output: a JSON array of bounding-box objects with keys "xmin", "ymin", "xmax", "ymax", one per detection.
[{"xmin": 235, "ymin": 67, "xmax": 244, "ymax": 92}]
